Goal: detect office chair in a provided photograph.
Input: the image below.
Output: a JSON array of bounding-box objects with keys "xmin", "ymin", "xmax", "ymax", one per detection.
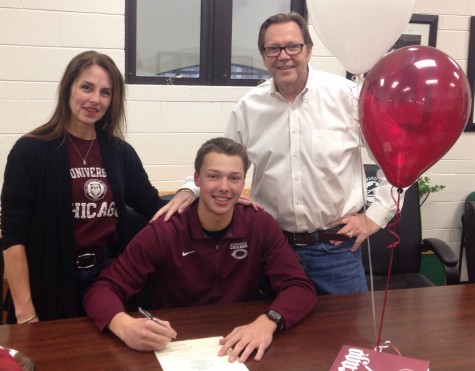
[
  {"xmin": 460, "ymin": 192, "xmax": 475, "ymax": 283},
  {"xmin": 362, "ymin": 164, "xmax": 459, "ymax": 290},
  {"xmin": 126, "ymin": 193, "xmax": 174, "ymax": 240},
  {"xmin": 0, "ymin": 233, "xmax": 2, "ymax": 324}
]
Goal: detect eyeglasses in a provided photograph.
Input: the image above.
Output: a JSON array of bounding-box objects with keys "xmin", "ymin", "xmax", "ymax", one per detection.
[{"xmin": 262, "ymin": 44, "xmax": 304, "ymax": 58}]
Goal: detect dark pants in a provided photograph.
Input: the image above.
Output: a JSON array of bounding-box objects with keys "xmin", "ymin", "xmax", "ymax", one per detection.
[{"xmin": 75, "ymin": 257, "xmax": 113, "ymax": 315}]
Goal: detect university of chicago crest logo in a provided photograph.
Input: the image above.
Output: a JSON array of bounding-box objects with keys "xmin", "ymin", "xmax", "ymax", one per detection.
[{"xmin": 84, "ymin": 179, "xmax": 107, "ymax": 201}]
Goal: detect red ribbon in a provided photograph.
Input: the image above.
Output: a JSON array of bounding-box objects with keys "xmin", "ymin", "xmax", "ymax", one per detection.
[{"xmin": 376, "ymin": 187, "xmax": 403, "ymax": 349}]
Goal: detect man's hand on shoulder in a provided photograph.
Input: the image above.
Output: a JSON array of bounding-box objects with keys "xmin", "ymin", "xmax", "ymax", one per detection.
[
  {"xmin": 218, "ymin": 314, "xmax": 276, "ymax": 362},
  {"xmin": 238, "ymin": 195, "xmax": 264, "ymax": 211}
]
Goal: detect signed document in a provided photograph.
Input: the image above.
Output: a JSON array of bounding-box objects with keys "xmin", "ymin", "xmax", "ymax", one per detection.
[{"xmin": 155, "ymin": 336, "xmax": 249, "ymax": 371}]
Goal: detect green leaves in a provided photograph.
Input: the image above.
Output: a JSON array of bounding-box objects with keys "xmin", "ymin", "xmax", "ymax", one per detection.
[{"xmin": 418, "ymin": 176, "xmax": 446, "ymax": 206}]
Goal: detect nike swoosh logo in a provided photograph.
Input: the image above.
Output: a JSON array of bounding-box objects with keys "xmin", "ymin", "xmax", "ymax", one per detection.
[{"xmin": 182, "ymin": 251, "xmax": 196, "ymax": 256}]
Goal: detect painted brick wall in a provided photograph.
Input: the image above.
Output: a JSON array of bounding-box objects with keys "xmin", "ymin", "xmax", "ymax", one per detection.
[{"xmin": 1, "ymin": 0, "xmax": 474, "ymax": 277}]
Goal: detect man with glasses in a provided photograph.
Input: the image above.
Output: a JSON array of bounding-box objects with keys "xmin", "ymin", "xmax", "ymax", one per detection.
[{"xmin": 158, "ymin": 12, "xmax": 398, "ymax": 295}]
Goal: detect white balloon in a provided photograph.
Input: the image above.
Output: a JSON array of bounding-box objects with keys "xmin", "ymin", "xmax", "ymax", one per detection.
[{"xmin": 307, "ymin": 0, "xmax": 416, "ymax": 74}]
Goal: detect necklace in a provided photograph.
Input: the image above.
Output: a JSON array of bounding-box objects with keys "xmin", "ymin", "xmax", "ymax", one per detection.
[{"xmin": 67, "ymin": 134, "xmax": 95, "ymax": 165}]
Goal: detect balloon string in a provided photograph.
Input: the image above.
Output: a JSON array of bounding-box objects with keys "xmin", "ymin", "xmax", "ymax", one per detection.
[
  {"xmin": 385, "ymin": 188, "xmax": 402, "ymax": 248},
  {"xmin": 375, "ymin": 187, "xmax": 403, "ymax": 349}
]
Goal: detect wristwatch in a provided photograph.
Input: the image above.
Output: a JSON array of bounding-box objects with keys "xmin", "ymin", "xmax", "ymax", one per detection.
[{"xmin": 265, "ymin": 309, "xmax": 284, "ymax": 331}]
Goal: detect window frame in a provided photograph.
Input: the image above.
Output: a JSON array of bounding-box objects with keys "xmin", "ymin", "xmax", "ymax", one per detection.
[{"xmin": 125, "ymin": 0, "xmax": 307, "ymax": 86}]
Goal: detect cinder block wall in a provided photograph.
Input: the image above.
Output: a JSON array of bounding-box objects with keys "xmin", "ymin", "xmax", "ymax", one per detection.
[{"xmin": 1, "ymin": 0, "xmax": 474, "ymax": 278}]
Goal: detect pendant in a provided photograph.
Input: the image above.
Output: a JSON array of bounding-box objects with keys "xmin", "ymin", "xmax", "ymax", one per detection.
[{"xmin": 83, "ymin": 160, "xmax": 86, "ymax": 165}]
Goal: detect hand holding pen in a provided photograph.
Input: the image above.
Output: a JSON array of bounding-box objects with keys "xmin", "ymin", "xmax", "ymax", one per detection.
[
  {"xmin": 107, "ymin": 307, "xmax": 177, "ymax": 352},
  {"xmin": 138, "ymin": 307, "xmax": 177, "ymax": 340}
]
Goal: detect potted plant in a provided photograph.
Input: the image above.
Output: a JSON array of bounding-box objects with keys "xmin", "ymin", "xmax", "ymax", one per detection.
[{"xmin": 418, "ymin": 176, "xmax": 445, "ymax": 206}]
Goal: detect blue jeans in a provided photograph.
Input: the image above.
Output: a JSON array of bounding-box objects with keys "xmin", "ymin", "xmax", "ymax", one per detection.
[{"xmin": 291, "ymin": 239, "xmax": 368, "ymax": 295}]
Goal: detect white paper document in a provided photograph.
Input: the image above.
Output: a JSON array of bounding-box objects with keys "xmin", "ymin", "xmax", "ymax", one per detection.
[{"xmin": 155, "ymin": 336, "xmax": 249, "ymax": 371}]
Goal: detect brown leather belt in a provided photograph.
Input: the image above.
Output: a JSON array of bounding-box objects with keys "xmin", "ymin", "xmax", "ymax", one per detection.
[{"xmin": 283, "ymin": 225, "xmax": 350, "ymax": 246}]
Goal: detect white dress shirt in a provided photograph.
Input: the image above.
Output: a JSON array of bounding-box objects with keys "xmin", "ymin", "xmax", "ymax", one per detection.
[{"xmin": 222, "ymin": 67, "xmax": 399, "ymax": 233}]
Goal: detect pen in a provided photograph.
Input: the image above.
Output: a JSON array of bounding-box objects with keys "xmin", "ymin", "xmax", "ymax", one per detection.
[{"xmin": 137, "ymin": 307, "xmax": 166, "ymax": 327}]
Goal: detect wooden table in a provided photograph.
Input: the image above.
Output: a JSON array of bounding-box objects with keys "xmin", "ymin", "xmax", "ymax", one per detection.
[{"xmin": 0, "ymin": 284, "xmax": 473, "ymax": 370}]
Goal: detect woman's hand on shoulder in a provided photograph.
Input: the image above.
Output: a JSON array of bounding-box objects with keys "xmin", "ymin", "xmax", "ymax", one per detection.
[{"xmin": 151, "ymin": 189, "xmax": 196, "ymax": 222}]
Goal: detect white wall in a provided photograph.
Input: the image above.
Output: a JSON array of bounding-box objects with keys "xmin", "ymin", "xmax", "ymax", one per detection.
[{"xmin": 1, "ymin": 0, "xmax": 474, "ymax": 278}]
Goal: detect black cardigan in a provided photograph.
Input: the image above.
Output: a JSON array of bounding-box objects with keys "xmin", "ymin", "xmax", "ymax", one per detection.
[{"xmin": 1, "ymin": 128, "xmax": 167, "ymax": 321}]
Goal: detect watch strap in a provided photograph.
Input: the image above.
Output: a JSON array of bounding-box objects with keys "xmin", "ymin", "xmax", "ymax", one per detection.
[{"xmin": 265, "ymin": 309, "xmax": 284, "ymax": 331}]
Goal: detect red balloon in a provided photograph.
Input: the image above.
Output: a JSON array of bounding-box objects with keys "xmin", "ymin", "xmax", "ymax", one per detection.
[{"xmin": 359, "ymin": 45, "xmax": 471, "ymax": 188}]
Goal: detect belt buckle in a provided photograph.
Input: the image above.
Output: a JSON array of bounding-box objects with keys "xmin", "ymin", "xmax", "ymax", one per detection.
[
  {"xmin": 293, "ymin": 233, "xmax": 310, "ymax": 247},
  {"xmin": 76, "ymin": 253, "xmax": 96, "ymax": 269}
]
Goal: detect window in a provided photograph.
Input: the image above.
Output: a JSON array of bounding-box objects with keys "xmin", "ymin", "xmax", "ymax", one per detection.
[{"xmin": 125, "ymin": 0, "xmax": 307, "ymax": 86}]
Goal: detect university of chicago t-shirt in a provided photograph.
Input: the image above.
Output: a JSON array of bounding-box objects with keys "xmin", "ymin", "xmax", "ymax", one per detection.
[{"xmin": 67, "ymin": 134, "xmax": 118, "ymax": 253}]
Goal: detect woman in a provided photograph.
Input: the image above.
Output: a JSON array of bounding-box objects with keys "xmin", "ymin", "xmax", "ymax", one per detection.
[{"xmin": 1, "ymin": 51, "xmax": 167, "ymax": 323}]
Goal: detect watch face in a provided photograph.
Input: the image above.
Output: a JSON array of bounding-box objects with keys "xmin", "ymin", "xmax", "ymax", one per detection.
[{"xmin": 267, "ymin": 310, "xmax": 281, "ymax": 320}]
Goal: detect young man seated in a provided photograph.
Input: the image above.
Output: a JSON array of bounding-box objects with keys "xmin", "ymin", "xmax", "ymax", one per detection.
[{"xmin": 83, "ymin": 137, "xmax": 316, "ymax": 363}]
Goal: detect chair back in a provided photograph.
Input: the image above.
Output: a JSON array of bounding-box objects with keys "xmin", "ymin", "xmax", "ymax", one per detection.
[
  {"xmin": 362, "ymin": 164, "xmax": 422, "ymax": 277},
  {"xmin": 126, "ymin": 206, "xmax": 149, "ymax": 242},
  {"xmin": 461, "ymin": 198, "xmax": 475, "ymax": 283}
]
